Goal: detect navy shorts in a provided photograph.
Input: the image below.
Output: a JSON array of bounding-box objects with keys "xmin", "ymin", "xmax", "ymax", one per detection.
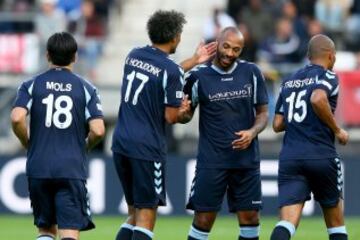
[
  {"xmin": 113, "ymin": 153, "xmax": 166, "ymax": 208},
  {"xmin": 278, "ymin": 158, "xmax": 343, "ymax": 208},
  {"xmin": 186, "ymin": 167, "xmax": 262, "ymax": 212},
  {"xmin": 28, "ymin": 178, "xmax": 94, "ymax": 231}
]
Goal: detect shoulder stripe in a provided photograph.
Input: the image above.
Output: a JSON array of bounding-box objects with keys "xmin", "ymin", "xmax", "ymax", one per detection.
[
  {"xmin": 83, "ymin": 86, "xmax": 92, "ymax": 120},
  {"xmin": 319, "ymin": 79, "xmax": 333, "ymax": 90},
  {"xmin": 279, "ymin": 104, "xmax": 284, "ymax": 113},
  {"xmin": 331, "ymin": 85, "xmax": 339, "ymax": 96},
  {"xmin": 191, "ymin": 79, "xmax": 199, "ymax": 107},
  {"xmin": 326, "ymin": 72, "xmax": 336, "ymax": 79},
  {"xmin": 163, "ymin": 70, "xmax": 168, "ymax": 104},
  {"xmin": 83, "ymin": 86, "xmax": 91, "ymax": 104},
  {"xmin": 26, "ymin": 99, "xmax": 33, "ymax": 110},
  {"xmin": 253, "ymin": 74, "xmax": 258, "ymax": 104},
  {"xmin": 28, "ymin": 81, "xmax": 34, "ymax": 95}
]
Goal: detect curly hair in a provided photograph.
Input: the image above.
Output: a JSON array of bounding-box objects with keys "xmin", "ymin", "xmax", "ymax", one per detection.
[{"xmin": 147, "ymin": 10, "xmax": 187, "ymax": 44}]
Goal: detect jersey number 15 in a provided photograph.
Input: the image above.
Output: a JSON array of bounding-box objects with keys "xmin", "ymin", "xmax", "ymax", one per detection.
[{"xmin": 285, "ymin": 90, "xmax": 307, "ymax": 123}]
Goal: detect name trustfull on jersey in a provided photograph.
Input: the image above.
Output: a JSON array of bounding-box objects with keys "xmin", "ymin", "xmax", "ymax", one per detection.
[
  {"xmin": 14, "ymin": 68, "xmax": 103, "ymax": 179},
  {"xmin": 184, "ymin": 60, "xmax": 268, "ymax": 168},
  {"xmin": 275, "ymin": 64, "xmax": 339, "ymax": 160},
  {"xmin": 112, "ymin": 46, "xmax": 184, "ymax": 162}
]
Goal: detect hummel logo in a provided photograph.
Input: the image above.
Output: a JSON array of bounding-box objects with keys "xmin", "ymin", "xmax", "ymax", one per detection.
[
  {"xmin": 154, "ymin": 162, "xmax": 161, "ymax": 169},
  {"xmin": 221, "ymin": 77, "xmax": 233, "ymax": 81},
  {"xmin": 154, "ymin": 170, "xmax": 162, "ymax": 178},
  {"xmin": 155, "ymin": 186, "xmax": 163, "ymax": 194},
  {"xmin": 154, "ymin": 179, "xmax": 162, "ymax": 186}
]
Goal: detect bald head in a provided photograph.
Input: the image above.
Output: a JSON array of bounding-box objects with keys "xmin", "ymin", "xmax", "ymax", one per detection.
[
  {"xmin": 214, "ymin": 27, "xmax": 245, "ymax": 70},
  {"xmin": 218, "ymin": 27, "xmax": 244, "ymax": 43},
  {"xmin": 308, "ymin": 34, "xmax": 335, "ymax": 60}
]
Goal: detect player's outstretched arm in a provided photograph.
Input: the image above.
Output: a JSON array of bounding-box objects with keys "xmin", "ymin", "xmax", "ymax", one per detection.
[
  {"xmin": 180, "ymin": 41, "xmax": 217, "ymax": 72},
  {"xmin": 11, "ymin": 107, "xmax": 29, "ymax": 149},
  {"xmin": 86, "ymin": 118, "xmax": 105, "ymax": 151},
  {"xmin": 311, "ymin": 89, "xmax": 349, "ymax": 145},
  {"xmin": 232, "ymin": 104, "xmax": 268, "ymax": 150},
  {"xmin": 165, "ymin": 95, "xmax": 193, "ymax": 124},
  {"xmin": 273, "ymin": 114, "xmax": 285, "ymax": 133}
]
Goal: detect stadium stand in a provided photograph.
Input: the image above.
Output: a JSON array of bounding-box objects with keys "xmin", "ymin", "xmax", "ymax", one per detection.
[{"xmin": 2, "ymin": 0, "xmax": 360, "ymax": 155}]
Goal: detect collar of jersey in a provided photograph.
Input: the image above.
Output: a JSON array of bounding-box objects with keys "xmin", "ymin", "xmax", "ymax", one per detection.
[
  {"xmin": 307, "ymin": 63, "xmax": 324, "ymax": 70},
  {"xmin": 49, "ymin": 67, "xmax": 71, "ymax": 72},
  {"xmin": 210, "ymin": 61, "xmax": 238, "ymax": 75},
  {"xmin": 146, "ymin": 45, "xmax": 168, "ymax": 56}
]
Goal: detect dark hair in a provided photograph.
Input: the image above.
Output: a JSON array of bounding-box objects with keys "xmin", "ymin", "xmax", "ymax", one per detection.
[
  {"xmin": 47, "ymin": 32, "xmax": 78, "ymax": 66},
  {"xmin": 147, "ymin": 10, "xmax": 186, "ymax": 44}
]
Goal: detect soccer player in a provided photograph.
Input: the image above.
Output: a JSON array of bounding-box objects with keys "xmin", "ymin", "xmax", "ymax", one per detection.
[
  {"xmin": 11, "ymin": 32, "xmax": 105, "ymax": 240},
  {"xmin": 111, "ymin": 10, "xmax": 217, "ymax": 240},
  {"xmin": 182, "ymin": 27, "xmax": 269, "ymax": 240},
  {"xmin": 270, "ymin": 34, "xmax": 349, "ymax": 240}
]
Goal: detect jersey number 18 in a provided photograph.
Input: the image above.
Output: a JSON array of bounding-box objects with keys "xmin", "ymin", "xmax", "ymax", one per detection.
[{"xmin": 42, "ymin": 94, "xmax": 73, "ymax": 129}]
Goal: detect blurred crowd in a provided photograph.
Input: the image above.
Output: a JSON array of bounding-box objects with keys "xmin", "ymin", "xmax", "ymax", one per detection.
[
  {"xmin": 0, "ymin": 0, "xmax": 118, "ymax": 81},
  {"xmin": 203, "ymin": 0, "xmax": 360, "ymax": 120}
]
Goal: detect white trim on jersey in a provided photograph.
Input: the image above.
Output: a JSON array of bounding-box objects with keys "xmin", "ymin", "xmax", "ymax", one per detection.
[
  {"xmin": 162, "ymin": 70, "xmax": 168, "ymax": 104},
  {"xmin": 253, "ymin": 74, "xmax": 258, "ymax": 104},
  {"xmin": 318, "ymin": 80, "xmax": 333, "ymax": 91},
  {"xmin": 28, "ymin": 82, "xmax": 34, "ymax": 95},
  {"xmin": 331, "ymin": 85, "xmax": 339, "ymax": 96},
  {"xmin": 279, "ymin": 104, "xmax": 284, "ymax": 113},
  {"xmin": 210, "ymin": 61, "xmax": 238, "ymax": 75},
  {"xmin": 83, "ymin": 86, "xmax": 92, "ymax": 120},
  {"xmin": 26, "ymin": 81, "xmax": 34, "ymax": 110},
  {"xmin": 191, "ymin": 80, "xmax": 199, "ymax": 107},
  {"xmin": 26, "ymin": 99, "xmax": 33, "ymax": 110}
]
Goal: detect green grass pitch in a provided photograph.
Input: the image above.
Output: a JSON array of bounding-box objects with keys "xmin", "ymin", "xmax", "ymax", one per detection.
[{"xmin": 0, "ymin": 215, "xmax": 359, "ymax": 239}]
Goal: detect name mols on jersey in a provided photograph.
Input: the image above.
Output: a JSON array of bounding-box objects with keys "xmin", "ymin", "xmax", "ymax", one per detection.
[
  {"xmin": 46, "ymin": 81, "xmax": 72, "ymax": 92},
  {"xmin": 125, "ymin": 57, "xmax": 162, "ymax": 77}
]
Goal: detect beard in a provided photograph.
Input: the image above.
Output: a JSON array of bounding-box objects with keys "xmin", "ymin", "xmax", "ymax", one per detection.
[{"xmin": 216, "ymin": 52, "xmax": 236, "ymax": 69}]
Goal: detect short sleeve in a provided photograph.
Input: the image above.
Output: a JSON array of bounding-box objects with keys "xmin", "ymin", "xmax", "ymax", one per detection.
[
  {"xmin": 84, "ymin": 85, "xmax": 104, "ymax": 121},
  {"xmin": 184, "ymin": 71, "xmax": 199, "ymax": 109},
  {"xmin": 163, "ymin": 66, "xmax": 184, "ymax": 107},
  {"xmin": 275, "ymin": 87, "xmax": 284, "ymax": 115},
  {"xmin": 315, "ymin": 70, "xmax": 339, "ymax": 97},
  {"xmin": 13, "ymin": 79, "xmax": 35, "ymax": 112},
  {"xmin": 252, "ymin": 65, "xmax": 268, "ymax": 105}
]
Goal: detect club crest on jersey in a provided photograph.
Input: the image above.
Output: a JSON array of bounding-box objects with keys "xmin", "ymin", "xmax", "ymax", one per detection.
[
  {"xmin": 46, "ymin": 81, "xmax": 72, "ymax": 92},
  {"xmin": 176, "ymin": 91, "xmax": 183, "ymax": 99}
]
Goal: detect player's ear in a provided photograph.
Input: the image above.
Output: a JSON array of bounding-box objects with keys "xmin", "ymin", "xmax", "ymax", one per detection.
[
  {"xmin": 46, "ymin": 51, "xmax": 51, "ymax": 63},
  {"xmin": 172, "ymin": 33, "xmax": 181, "ymax": 44},
  {"xmin": 72, "ymin": 52, "xmax": 77, "ymax": 63}
]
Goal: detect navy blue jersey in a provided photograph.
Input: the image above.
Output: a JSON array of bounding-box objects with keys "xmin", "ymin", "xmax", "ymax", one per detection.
[
  {"xmin": 14, "ymin": 68, "xmax": 103, "ymax": 179},
  {"xmin": 275, "ymin": 64, "xmax": 339, "ymax": 160},
  {"xmin": 184, "ymin": 60, "xmax": 268, "ymax": 168},
  {"xmin": 112, "ymin": 46, "xmax": 184, "ymax": 162}
]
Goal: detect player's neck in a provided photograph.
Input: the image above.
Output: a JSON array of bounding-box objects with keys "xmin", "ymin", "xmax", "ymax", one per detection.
[
  {"xmin": 310, "ymin": 60, "xmax": 329, "ymax": 70},
  {"xmin": 152, "ymin": 44, "xmax": 171, "ymax": 54}
]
